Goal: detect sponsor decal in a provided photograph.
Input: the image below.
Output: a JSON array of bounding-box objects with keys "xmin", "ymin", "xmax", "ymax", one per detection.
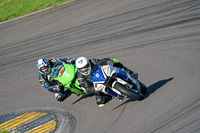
[
  {"xmin": 103, "ymin": 66, "xmax": 108, "ymax": 71},
  {"xmin": 95, "ymin": 84, "xmax": 98, "ymax": 88},
  {"xmin": 96, "ymin": 73, "xmax": 99, "ymax": 78},
  {"xmin": 61, "ymin": 70, "xmax": 64, "ymax": 74}
]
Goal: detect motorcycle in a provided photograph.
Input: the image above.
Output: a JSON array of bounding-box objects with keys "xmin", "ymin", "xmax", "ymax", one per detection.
[
  {"xmin": 88, "ymin": 64, "xmax": 147, "ymax": 101},
  {"xmin": 51, "ymin": 61, "xmax": 87, "ymax": 95}
]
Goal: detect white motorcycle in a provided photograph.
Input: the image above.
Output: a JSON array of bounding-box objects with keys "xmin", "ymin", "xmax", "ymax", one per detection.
[{"xmin": 88, "ymin": 64, "xmax": 147, "ymax": 101}]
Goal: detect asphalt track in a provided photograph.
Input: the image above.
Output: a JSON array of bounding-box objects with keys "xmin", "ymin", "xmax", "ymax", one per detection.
[{"xmin": 0, "ymin": 0, "xmax": 200, "ymax": 133}]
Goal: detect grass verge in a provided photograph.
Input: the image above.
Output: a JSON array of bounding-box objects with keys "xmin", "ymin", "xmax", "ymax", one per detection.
[
  {"xmin": 0, "ymin": 0, "xmax": 70, "ymax": 22},
  {"xmin": 0, "ymin": 130, "xmax": 9, "ymax": 133}
]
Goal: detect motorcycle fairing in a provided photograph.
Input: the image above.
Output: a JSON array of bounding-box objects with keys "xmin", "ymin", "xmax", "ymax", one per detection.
[
  {"xmin": 116, "ymin": 68, "xmax": 128, "ymax": 80},
  {"xmin": 52, "ymin": 61, "xmax": 87, "ymax": 95},
  {"xmin": 102, "ymin": 65, "xmax": 128, "ymax": 80},
  {"xmin": 53, "ymin": 62, "xmax": 76, "ymax": 86},
  {"xmin": 92, "ymin": 66, "xmax": 106, "ymax": 83}
]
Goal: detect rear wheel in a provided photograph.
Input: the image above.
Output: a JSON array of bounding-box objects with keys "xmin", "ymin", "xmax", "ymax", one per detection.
[{"xmin": 113, "ymin": 82, "xmax": 144, "ymax": 101}]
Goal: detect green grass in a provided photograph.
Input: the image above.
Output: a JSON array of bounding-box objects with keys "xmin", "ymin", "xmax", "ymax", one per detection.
[
  {"xmin": 0, "ymin": 130, "xmax": 9, "ymax": 133},
  {"xmin": 0, "ymin": 0, "xmax": 70, "ymax": 22}
]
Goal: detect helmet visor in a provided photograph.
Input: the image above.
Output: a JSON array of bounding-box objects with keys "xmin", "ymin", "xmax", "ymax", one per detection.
[
  {"xmin": 40, "ymin": 66, "xmax": 48, "ymax": 73},
  {"xmin": 79, "ymin": 63, "xmax": 90, "ymax": 74}
]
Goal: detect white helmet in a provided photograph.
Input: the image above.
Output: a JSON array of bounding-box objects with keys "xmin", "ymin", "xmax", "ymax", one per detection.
[
  {"xmin": 37, "ymin": 58, "xmax": 49, "ymax": 74},
  {"xmin": 76, "ymin": 57, "xmax": 91, "ymax": 76}
]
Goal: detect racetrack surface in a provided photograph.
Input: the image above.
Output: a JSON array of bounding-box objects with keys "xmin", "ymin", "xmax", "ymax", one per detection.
[{"xmin": 0, "ymin": 0, "xmax": 200, "ymax": 133}]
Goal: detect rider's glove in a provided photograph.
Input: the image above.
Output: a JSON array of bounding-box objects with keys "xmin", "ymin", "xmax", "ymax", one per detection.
[
  {"xmin": 50, "ymin": 58, "xmax": 58, "ymax": 63},
  {"xmin": 65, "ymin": 58, "xmax": 75, "ymax": 64},
  {"xmin": 59, "ymin": 58, "xmax": 75, "ymax": 65}
]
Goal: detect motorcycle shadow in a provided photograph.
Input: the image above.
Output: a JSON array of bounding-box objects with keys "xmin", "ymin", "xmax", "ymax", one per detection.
[
  {"xmin": 71, "ymin": 93, "xmax": 95, "ymax": 105},
  {"xmin": 113, "ymin": 77, "xmax": 174, "ymax": 110}
]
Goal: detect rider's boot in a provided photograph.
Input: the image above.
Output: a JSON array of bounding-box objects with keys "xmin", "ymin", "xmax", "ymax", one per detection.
[
  {"xmin": 117, "ymin": 95, "xmax": 123, "ymax": 102},
  {"xmin": 96, "ymin": 92, "xmax": 112, "ymax": 107},
  {"xmin": 63, "ymin": 90, "xmax": 72, "ymax": 99},
  {"xmin": 55, "ymin": 90, "xmax": 72, "ymax": 102}
]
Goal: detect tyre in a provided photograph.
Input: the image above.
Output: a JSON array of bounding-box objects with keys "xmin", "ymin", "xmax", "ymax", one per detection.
[{"xmin": 113, "ymin": 82, "xmax": 144, "ymax": 101}]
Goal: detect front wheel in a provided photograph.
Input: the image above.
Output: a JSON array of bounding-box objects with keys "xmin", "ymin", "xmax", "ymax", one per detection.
[
  {"xmin": 139, "ymin": 81, "xmax": 147, "ymax": 95},
  {"xmin": 113, "ymin": 82, "xmax": 144, "ymax": 101}
]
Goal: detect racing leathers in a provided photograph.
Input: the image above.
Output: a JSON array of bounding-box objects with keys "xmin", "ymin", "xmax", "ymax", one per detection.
[
  {"xmin": 38, "ymin": 58, "xmax": 75, "ymax": 102},
  {"xmin": 77, "ymin": 58, "xmax": 138, "ymax": 107}
]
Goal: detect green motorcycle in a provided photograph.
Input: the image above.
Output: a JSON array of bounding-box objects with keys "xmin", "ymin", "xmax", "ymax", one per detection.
[{"xmin": 51, "ymin": 61, "xmax": 87, "ymax": 95}]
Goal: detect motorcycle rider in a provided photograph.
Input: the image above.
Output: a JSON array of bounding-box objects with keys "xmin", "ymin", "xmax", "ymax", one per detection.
[
  {"xmin": 37, "ymin": 58, "xmax": 75, "ymax": 102},
  {"xmin": 75, "ymin": 56, "xmax": 138, "ymax": 107}
]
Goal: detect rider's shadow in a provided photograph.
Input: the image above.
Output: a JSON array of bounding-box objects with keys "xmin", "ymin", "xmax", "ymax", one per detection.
[
  {"xmin": 71, "ymin": 93, "xmax": 95, "ymax": 105},
  {"xmin": 113, "ymin": 77, "xmax": 174, "ymax": 110}
]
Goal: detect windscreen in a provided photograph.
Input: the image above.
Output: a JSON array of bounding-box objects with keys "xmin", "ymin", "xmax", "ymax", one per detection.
[
  {"xmin": 51, "ymin": 61, "xmax": 65, "ymax": 78},
  {"xmin": 88, "ymin": 64, "xmax": 101, "ymax": 80}
]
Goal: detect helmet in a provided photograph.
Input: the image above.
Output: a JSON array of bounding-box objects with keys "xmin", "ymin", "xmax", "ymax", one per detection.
[
  {"xmin": 37, "ymin": 58, "xmax": 49, "ymax": 74},
  {"xmin": 76, "ymin": 57, "xmax": 91, "ymax": 76}
]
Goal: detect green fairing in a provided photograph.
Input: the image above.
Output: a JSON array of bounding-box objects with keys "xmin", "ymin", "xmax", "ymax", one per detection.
[{"xmin": 52, "ymin": 61, "xmax": 87, "ymax": 95}]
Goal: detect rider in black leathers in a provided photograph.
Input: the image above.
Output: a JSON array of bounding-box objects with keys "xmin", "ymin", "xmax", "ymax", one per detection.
[{"xmin": 76, "ymin": 57, "xmax": 138, "ymax": 107}]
